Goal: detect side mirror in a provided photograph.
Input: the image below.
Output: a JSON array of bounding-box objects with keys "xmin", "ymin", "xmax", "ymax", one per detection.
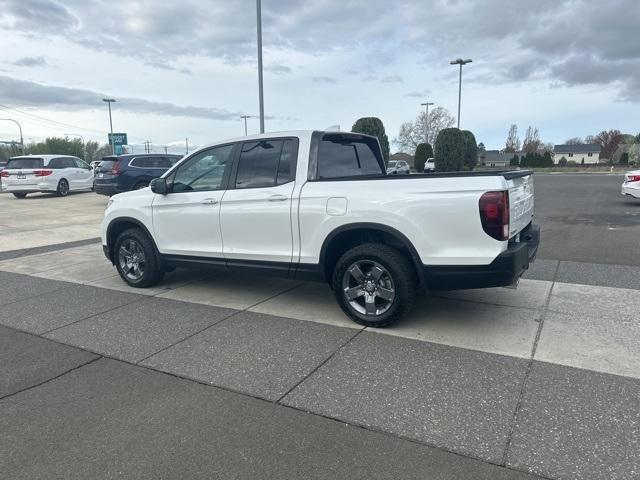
[{"xmin": 150, "ymin": 177, "xmax": 168, "ymax": 195}]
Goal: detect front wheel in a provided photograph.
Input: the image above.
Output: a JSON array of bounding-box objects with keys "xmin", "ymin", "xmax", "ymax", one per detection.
[
  {"xmin": 332, "ymin": 243, "xmax": 416, "ymax": 327},
  {"xmin": 13, "ymin": 192, "xmax": 27, "ymax": 199},
  {"xmin": 114, "ymin": 228, "xmax": 165, "ymax": 287}
]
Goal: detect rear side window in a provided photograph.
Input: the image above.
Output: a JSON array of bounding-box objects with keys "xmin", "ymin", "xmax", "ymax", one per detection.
[
  {"xmin": 130, "ymin": 157, "xmax": 172, "ymax": 168},
  {"xmin": 7, "ymin": 158, "xmax": 44, "ymax": 169},
  {"xmin": 74, "ymin": 158, "xmax": 90, "ymax": 169},
  {"xmin": 317, "ymin": 134, "xmax": 383, "ymax": 179},
  {"xmin": 235, "ymin": 138, "xmax": 297, "ymax": 189}
]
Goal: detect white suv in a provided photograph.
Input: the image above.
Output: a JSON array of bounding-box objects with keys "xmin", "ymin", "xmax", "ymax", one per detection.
[{"xmin": 0, "ymin": 155, "xmax": 94, "ymax": 198}]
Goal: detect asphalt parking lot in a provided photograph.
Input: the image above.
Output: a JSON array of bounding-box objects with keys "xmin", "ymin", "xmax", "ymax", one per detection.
[{"xmin": 1, "ymin": 173, "xmax": 639, "ymax": 479}]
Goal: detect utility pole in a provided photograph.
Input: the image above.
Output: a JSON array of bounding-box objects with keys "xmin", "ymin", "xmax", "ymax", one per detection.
[
  {"xmin": 185, "ymin": 137, "xmax": 189, "ymax": 154},
  {"xmin": 102, "ymin": 98, "xmax": 116, "ymax": 154},
  {"xmin": 240, "ymin": 115, "xmax": 251, "ymax": 136},
  {"xmin": 164, "ymin": 145, "xmax": 168, "ymax": 154},
  {"xmin": 256, "ymin": 0, "xmax": 265, "ymax": 133},
  {"xmin": 0, "ymin": 118, "xmax": 24, "ymax": 153},
  {"xmin": 449, "ymin": 58, "xmax": 472, "ymax": 129},
  {"xmin": 420, "ymin": 102, "xmax": 434, "ymax": 144}
]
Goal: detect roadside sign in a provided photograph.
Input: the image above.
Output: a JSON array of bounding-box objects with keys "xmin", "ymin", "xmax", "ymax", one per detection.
[{"xmin": 108, "ymin": 133, "xmax": 128, "ymax": 146}]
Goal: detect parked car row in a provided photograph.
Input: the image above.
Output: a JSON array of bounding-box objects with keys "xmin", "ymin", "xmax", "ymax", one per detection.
[{"xmin": 0, "ymin": 153, "xmax": 181, "ymax": 198}]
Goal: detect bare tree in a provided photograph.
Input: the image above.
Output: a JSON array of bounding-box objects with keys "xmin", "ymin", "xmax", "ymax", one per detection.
[
  {"xmin": 522, "ymin": 126, "xmax": 542, "ymax": 153},
  {"xmin": 594, "ymin": 130, "xmax": 623, "ymax": 162},
  {"xmin": 395, "ymin": 106, "xmax": 455, "ymax": 153},
  {"xmin": 565, "ymin": 137, "xmax": 583, "ymax": 145},
  {"xmin": 504, "ymin": 124, "xmax": 520, "ymax": 153},
  {"xmin": 584, "ymin": 135, "xmax": 597, "ymax": 144}
]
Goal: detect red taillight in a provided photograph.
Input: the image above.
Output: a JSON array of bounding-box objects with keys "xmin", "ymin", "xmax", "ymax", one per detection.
[
  {"xmin": 111, "ymin": 162, "xmax": 121, "ymax": 176},
  {"xmin": 479, "ymin": 191, "xmax": 509, "ymax": 241},
  {"xmin": 34, "ymin": 169, "xmax": 53, "ymax": 177},
  {"xmin": 0, "ymin": 171, "xmax": 8, "ymax": 178},
  {"xmin": 628, "ymin": 175, "xmax": 640, "ymax": 182}
]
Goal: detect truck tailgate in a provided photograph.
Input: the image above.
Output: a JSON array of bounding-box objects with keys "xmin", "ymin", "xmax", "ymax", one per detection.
[{"xmin": 507, "ymin": 173, "xmax": 534, "ymax": 238}]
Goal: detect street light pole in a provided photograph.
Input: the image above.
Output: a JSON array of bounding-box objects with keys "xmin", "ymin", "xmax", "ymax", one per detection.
[
  {"xmin": 102, "ymin": 98, "xmax": 116, "ymax": 154},
  {"xmin": 449, "ymin": 58, "xmax": 472, "ymax": 129},
  {"xmin": 0, "ymin": 118, "xmax": 24, "ymax": 153},
  {"xmin": 256, "ymin": 0, "xmax": 265, "ymax": 133},
  {"xmin": 420, "ymin": 102, "xmax": 434, "ymax": 144},
  {"xmin": 240, "ymin": 115, "xmax": 251, "ymax": 136}
]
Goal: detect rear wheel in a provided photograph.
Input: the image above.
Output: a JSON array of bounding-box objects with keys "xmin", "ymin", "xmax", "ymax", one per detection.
[
  {"xmin": 114, "ymin": 228, "xmax": 164, "ymax": 287},
  {"xmin": 332, "ymin": 243, "xmax": 416, "ymax": 327},
  {"xmin": 56, "ymin": 179, "xmax": 69, "ymax": 197},
  {"xmin": 13, "ymin": 192, "xmax": 27, "ymax": 199}
]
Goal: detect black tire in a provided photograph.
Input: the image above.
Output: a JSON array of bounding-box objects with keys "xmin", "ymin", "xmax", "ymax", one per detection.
[
  {"xmin": 114, "ymin": 228, "xmax": 165, "ymax": 288},
  {"xmin": 13, "ymin": 192, "xmax": 27, "ymax": 199},
  {"xmin": 332, "ymin": 243, "xmax": 416, "ymax": 328},
  {"xmin": 56, "ymin": 179, "xmax": 69, "ymax": 197},
  {"xmin": 132, "ymin": 181, "xmax": 149, "ymax": 190}
]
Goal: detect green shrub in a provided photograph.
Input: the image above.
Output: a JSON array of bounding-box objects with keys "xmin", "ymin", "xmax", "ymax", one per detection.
[
  {"xmin": 620, "ymin": 152, "xmax": 629, "ymax": 164},
  {"xmin": 414, "ymin": 143, "xmax": 433, "ymax": 172},
  {"xmin": 461, "ymin": 130, "xmax": 478, "ymax": 170},
  {"xmin": 434, "ymin": 128, "xmax": 465, "ymax": 172},
  {"xmin": 510, "ymin": 154, "xmax": 519, "ymax": 166},
  {"xmin": 567, "ymin": 160, "xmax": 577, "ymax": 166},
  {"xmin": 351, "ymin": 117, "xmax": 390, "ymax": 161},
  {"xmin": 558, "ymin": 156, "xmax": 568, "ymax": 167}
]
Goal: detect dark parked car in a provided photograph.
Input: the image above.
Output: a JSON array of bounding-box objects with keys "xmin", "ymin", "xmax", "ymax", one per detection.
[{"xmin": 93, "ymin": 154, "xmax": 182, "ymax": 196}]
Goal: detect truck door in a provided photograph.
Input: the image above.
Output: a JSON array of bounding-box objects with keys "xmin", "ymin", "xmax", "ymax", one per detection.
[{"xmin": 220, "ymin": 138, "xmax": 297, "ymax": 264}]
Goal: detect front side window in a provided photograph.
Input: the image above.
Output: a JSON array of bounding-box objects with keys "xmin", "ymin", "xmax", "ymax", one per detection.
[
  {"xmin": 74, "ymin": 158, "xmax": 90, "ymax": 169},
  {"xmin": 171, "ymin": 144, "xmax": 234, "ymax": 193},
  {"xmin": 235, "ymin": 140, "xmax": 284, "ymax": 188},
  {"xmin": 317, "ymin": 134, "xmax": 384, "ymax": 179}
]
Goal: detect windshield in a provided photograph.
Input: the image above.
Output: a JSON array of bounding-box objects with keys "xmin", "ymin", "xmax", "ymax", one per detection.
[
  {"xmin": 6, "ymin": 158, "xmax": 44, "ymax": 169},
  {"xmin": 387, "ymin": 161, "xmax": 397, "ymax": 168}
]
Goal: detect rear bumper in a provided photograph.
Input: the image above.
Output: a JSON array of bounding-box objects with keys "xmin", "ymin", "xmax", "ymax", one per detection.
[
  {"xmin": 423, "ymin": 223, "xmax": 540, "ymax": 291},
  {"xmin": 622, "ymin": 183, "xmax": 640, "ymax": 199},
  {"xmin": 1, "ymin": 183, "xmax": 56, "ymax": 192},
  {"xmin": 94, "ymin": 182, "xmax": 124, "ymax": 196}
]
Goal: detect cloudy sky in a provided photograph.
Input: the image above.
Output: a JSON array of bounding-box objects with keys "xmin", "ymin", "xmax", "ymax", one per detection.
[{"xmin": 0, "ymin": 0, "xmax": 639, "ymax": 153}]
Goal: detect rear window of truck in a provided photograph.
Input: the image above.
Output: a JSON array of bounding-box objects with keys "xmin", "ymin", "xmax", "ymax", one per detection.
[
  {"xmin": 317, "ymin": 134, "xmax": 384, "ymax": 179},
  {"xmin": 6, "ymin": 158, "xmax": 44, "ymax": 169}
]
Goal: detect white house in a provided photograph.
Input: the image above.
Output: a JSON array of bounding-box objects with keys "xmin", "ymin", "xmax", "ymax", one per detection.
[{"xmin": 553, "ymin": 144, "xmax": 601, "ymax": 164}]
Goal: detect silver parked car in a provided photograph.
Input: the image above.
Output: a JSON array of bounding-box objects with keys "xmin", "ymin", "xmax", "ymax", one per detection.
[{"xmin": 386, "ymin": 160, "xmax": 410, "ymax": 175}]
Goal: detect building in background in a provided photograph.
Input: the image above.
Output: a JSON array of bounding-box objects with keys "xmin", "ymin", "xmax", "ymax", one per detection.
[
  {"xmin": 478, "ymin": 150, "xmax": 512, "ymax": 167},
  {"xmin": 553, "ymin": 144, "xmax": 601, "ymax": 164}
]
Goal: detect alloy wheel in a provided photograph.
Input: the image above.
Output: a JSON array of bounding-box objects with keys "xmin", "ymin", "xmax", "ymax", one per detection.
[
  {"xmin": 118, "ymin": 238, "xmax": 146, "ymax": 281},
  {"xmin": 342, "ymin": 260, "xmax": 396, "ymax": 316}
]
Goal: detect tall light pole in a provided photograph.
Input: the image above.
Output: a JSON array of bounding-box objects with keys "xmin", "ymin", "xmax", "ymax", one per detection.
[
  {"xmin": 420, "ymin": 102, "xmax": 434, "ymax": 144},
  {"xmin": 102, "ymin": 98, "xmax": 116, "ymax": 154},
  {"xmin": 240, "ymin": 115, "xmax": 251, "ymax": 136},
  {"xmin": 256, "ymin": 0, "xmax": 265, "ymax": 133},
  {"xmin": 64, "ymin": 133, "xmax": 85, "ymax": 160},
  {"xmin": 449, "ymin": 58, "xmax": 472, "ymax": 129},
  {"xmin": 0, "ymin": 118, "xmax": 24, "ymax": 153}
]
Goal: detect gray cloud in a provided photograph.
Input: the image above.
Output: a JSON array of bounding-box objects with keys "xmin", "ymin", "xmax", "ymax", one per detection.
[
  {"xmin": 11, "ymin": 56, "xmax": 47, "ymax": 67},
  {"xmin": 0, "ymin": 76, "xmax": 239, "ymax": 120},
  {"xmin": 265, "ymin": 64, "xmax": 292, "ymax": 75},
  {"xmin": 381, "ymin": 75, "xmax": 403, "ymax": 83},
  {"xmin": 1, "ymin": 0, "xmax": 639, "ymax": 100},
  {"xmin": 144, "ymin": 61, "xmax": 192, "ymax": 75},
  {"xmin": 312, "ymin": 76, "xmax": 338, "ymax": 84},
  {"xmin": 403, "ymin": 90, "xmax": 431, "ymax": 98}
]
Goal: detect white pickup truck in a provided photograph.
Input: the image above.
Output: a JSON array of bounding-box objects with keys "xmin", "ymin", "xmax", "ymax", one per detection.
[{"xmin": 102, "ymin": 131, "xmax": 539, "ymax": 327}]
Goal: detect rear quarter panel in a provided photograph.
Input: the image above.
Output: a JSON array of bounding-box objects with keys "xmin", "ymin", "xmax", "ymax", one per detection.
[{"xmin": 298, "ymin": 176, "xmax": 512, "ymax": 266}]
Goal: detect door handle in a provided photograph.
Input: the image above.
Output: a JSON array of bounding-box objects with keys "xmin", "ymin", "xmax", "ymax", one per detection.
[
  {"xmin": 268, "ymin": 194, "xmax": 288, "ymax": 202},
  {"xmin": 201, "ymin": 198, "xmax": 218, "ymax": 205}
]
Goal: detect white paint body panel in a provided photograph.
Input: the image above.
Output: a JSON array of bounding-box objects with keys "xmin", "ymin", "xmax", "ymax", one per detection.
[
  {"xmin": 2, "ymin": 155, "xmax": 94, "ymax": 193},
  {"xmin": 621, "ymin": 170, "xmax": 640, "ymax": 199}
]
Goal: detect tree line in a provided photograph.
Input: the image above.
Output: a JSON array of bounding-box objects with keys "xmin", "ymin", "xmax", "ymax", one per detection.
[
  {"xmin": 351, "ymin": 114, "xmax": 477, "ymax": 172},
  {"xmin": 0, "ymin": 137, "xmax": 112, "ymax": 163}
]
